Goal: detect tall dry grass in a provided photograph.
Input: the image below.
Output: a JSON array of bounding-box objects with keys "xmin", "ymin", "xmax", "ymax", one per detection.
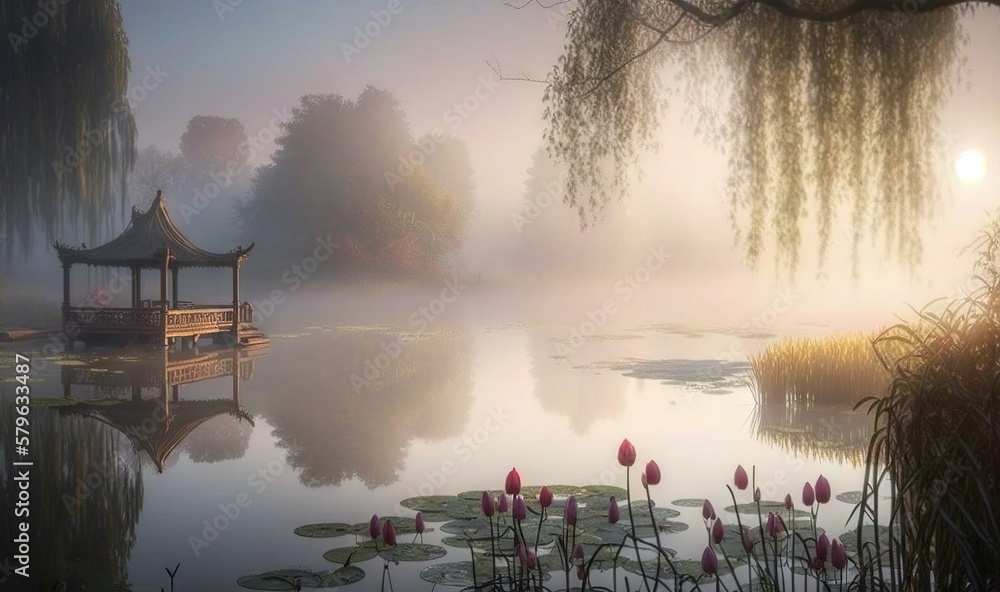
[{"xmin": 748, "ymin": 332, "xmax": 910, "ymax": 406}]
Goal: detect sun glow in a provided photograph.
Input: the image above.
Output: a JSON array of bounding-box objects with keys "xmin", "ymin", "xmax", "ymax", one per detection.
[{"xmin": 955, "ymin": 150, "xmax": 986, "ymax": 184}]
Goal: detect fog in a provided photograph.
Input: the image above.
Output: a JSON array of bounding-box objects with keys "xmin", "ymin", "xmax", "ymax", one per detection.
[{"xmin": 6, "ymin": 1, "xmax": 1000, "ymax": 333}]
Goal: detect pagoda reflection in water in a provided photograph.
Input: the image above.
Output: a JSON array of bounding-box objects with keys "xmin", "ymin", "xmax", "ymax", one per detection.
[{"xmin": 57, "ymin": 344, "xmax": 269, "ymax": 472}]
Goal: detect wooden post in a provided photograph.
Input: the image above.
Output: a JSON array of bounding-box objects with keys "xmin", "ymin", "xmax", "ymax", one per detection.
[
  {"xmin": 62, "ymin": 263, "xmax": 71, "ymax": 331},
  {"xmin": 171, "ymin": 266, "xmax": 179, "ymax": 309},
  {"xmin": 160, "ymin": 249, "xmax": 170, "ymax": 347},
  {"xmin": 232, "ymin": 262, "xmax": 240, "ymax": 345},
  {"xmin": 134, "ymin": 267, "xmax": 142, "ymax": 306}
]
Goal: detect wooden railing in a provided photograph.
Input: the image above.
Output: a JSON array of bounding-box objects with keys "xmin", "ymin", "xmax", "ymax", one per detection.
[
  {"xmin": 66, "ymin": 302, "xmax": 255, "ymax": 336},
  {"xmin": 67, "ymin": 307, "xmax": 163, "ymax": 331}
]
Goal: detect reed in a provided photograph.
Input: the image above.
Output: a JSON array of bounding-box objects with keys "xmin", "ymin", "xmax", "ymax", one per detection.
[{"xmin": 748, "ymin": 332, "xmax": 908, "ymax": 406}]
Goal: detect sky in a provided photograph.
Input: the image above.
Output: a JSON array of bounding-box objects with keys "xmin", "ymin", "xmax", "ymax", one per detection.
[{"xmin": 116, "ymin": 0, "xmax": 1000, "ymax": 326}]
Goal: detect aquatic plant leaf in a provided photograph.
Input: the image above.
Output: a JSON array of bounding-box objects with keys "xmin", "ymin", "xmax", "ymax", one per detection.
[
  {"xmin": 419, "ymin": 560, "xmax": 496, "ymax": 585},
  {"xmin": 293, "ymin": 523, "xmax": 352, "ymax": 538},
  {"xmin": 439, "ymin": 518, "xmax": 493, "ymax": 537},
  {"xmin": 837, "ymin": 525, "xmax": 897, "ymax": 557},
  {"xmin": 724, "ymin": 503, "xmax": 808, "ymax": 518},
  {"xmin": 670, "ymin": 498, "xmax": 710, "ymax": 507},
  {"xmin": 398, "ymin": 496, "xmax": 480, "ymax": 519},
  {"xmin": 316, "ymin": 566, "xmax": 365, "ymax": 586},
  {"xmin": 322, "ymin": 546, "xmax": 378, "ymax": 564},
  {"xmin": 835, "ymin": 491, "xmax": 865, "ymax": 504},
  {"xmin": 347, "ymin": 516, "xmax": 419, "ymax": 535},
  {"xmin": 237, "ymin": 568, "xmax": 322, "ymax": 590},
  {"xmin": 378, "ymin": 542, "xmax": 447, "ymax": 562}
]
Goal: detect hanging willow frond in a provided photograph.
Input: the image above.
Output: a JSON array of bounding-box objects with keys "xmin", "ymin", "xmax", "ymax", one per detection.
[
  {"xmin": 0, "ymin": 0, "xmax": 136, "ymax": 262},
  {"xmin": 544, "ymin": 0, "xmax": 970, "ymax": 277}
]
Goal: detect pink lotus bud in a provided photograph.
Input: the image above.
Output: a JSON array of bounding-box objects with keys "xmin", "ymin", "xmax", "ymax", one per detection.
[
  {"xmin": 526, "ymin": 549, "xmax": 537, "ymax": 569},
  {"xmin": 515, "ymin": 542, "xmax": 527, "ymax": 564},
  {"xmin": 784, "ymin": 493, "xmax": 793, "ymax": 510},
  {"xmin": 831, "ymin": 538, "xmax": 847, "ymax": 569},
  {"xmin": 645, "ymin": 460, "xmax": 661, "ymax": 486},
  {"xmin": 369, "ymin": 514, "xmax": 381, "ymax": 540},
  {"xmin": 741, "ymin": 528, "xmax": 753, "ymax": 553},
  {"xmin": 505, "ymin": 467, "xmax": 522, "ymax": 496},
  {"xmin": 765, "ymin": 512, "xmax": 777, "ymax": 538},
  {"xmin": 539, "ymin": 486, "xmax": 553, "ymax": 508},
  {"xmin": 641, "ymin": 472, "xmax": 648, "ymax": 489},
  {"xmin": 812, "ymin": 555, "xmax": 824, "ymax": 571},
  {"xmin": 481, "ymin": 491, "xmax": 495, "ymax": 518},
  {"xmin": 572, "ymin": 543, "xmax": 584, "ymax": 561},
  {"xmin": 415, "ymin": 512, "xmax": 425, "ymax": 534},
  {"xmin": 498, "ymin": 494, "xmax": 509, "ymax": 513},
  {"xmin": 513, "ymin": 495, "xmax": 527, "ymax": 520},
  {"xmin": 754, "ymin": 487, "xmax": 761, "ymax": 502},
  {"xmin": 382, "ymin": 519, "xmax": 397, "ymax": 546},
  {"xmin": 803, "ymin": 482, "xmax": 815, "ymax": 507},
  {"xmin": 618, "ymin": 438, "xmax": 636, "ymax": 467},
  {"xmin": 712, "ymin": 517, "xmax": 725, "ymax": 544},
  {"xmin": 815, "ymin": 475, "xmax": 831, "ymax": 504},
  {"xmin": 817, "ymin": 533, "xmax": 830, "ymax": 561},
  {"xmin": 702, "ymin": 499, "xmax": 716, "ymax": 521},
  {"xmin": 734, "ymin": 464, "xmax": 749, "ymax": 490},
  {"xmin": 576, "ymin": 564, "xmax": 586, "ymax": 580},
  {"xmin": 701, "ymin": 546, "xmax": 718, "ymax": 575},
  {"xmin": 565, "ymin": 495, "xmax": 578, "ymax": 526},
  {"xmin": 608, "ymin": 497, "xmax": 620, "ymax": 524}
]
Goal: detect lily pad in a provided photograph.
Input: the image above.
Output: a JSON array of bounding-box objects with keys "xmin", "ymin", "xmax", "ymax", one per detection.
[
  {"xmin": 835, "ymin": 491, "xmax": 865, "ymax": 505},
  {"xmin": 724, "ymin": 503, "xmax": 809, "ymax": 518},
  {"xmin": 378, "ymin": 542, "xmax": 447, "ymax": 562},
  {"xmin": 671, "ymin": 498, "xmax": 710, "ymax": 508},
  {"xmin": 294, "ymin": 522, "xmax": 352, "ymax": 538},
  {"xmin": 440, "ymin": 518, "xmax": 493, "ymax": 537},
  {"xmin": 322, "ymin": 546, "xmax": 378, "ymax": 564},
  {"xmin": 348, "ymin": 516, "xmax": 419, "ymax": 536},
  {"xmin": 440, "ymin": 535, "xmax": 515, "ymax": 554},
  {"xmin": 237, "ymin": 568, "xmax": 322, "ymax": 590},
  {"xmin": 419, "ymin": 560, "xmax": 496, "ymax": 585},
  {"xmin": 399, "ymin": 496, "xmax": 480, "ymax": 519},
  {"xmin": 625, "ymin": 505, "xmax": 683, "ymax": 523},
  {"xmin": 316, "ymin": 566, "xmax": 365, "ymax": 586},
  {"xmin": 837, "ymin": 525, "xmax": 898, "ymax": 557}
]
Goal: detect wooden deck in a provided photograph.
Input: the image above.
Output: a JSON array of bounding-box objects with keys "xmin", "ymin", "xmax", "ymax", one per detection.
[{"xmin": 65, "ymin": 302, "xmax": 268, "ymax": 346}]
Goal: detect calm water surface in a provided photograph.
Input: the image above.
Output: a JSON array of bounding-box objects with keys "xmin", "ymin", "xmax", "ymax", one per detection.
[{"xmin": 0, "ymin": 288, "xmax": 879, "ymax": 591}]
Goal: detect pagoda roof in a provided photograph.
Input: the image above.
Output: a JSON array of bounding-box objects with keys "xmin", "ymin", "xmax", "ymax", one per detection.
[
  {"xmin": 61, "ymin": 399, "xmax": 251, "ymax": 473},
  {"xmin": 54, "ymin": 191, "xmax": 254, "ymax": 268}
]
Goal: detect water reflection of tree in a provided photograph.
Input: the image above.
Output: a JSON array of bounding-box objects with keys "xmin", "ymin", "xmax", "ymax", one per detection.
[
  {"xmin": 182, "ymin": 413, "xmax": 255, "ymax": 463},
  {"xmin": 0, "ymin": 402, "xmax": 143, "ymax": 589},
  {"xmin": 253, "ymin": 332, "xmax": 473, "ymax": 488},
  {"xmin": 526, "ymin": 332, "xmax": 628, "ymax": 434},
  {"xmin": 751, "ymin": 402, "xmax": 873, "ymax": 467}
]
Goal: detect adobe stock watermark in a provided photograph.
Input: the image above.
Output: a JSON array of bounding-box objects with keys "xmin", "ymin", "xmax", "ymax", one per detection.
[
  {"xmin": 179, "ymin": 106, "xmax": 292, "ymax": 223},
  {"xmin": 340, "ymin": 0, "xmax": 410, "ymax": 63},
  {"xmin": 350, "ymin": 273, "xmax": 466, "ymax": 393},
  {"xmin": 385, "ymin": 72, "xmax": 502, "ymax": 191},
  {"xmin": 511, "ymin": 171, "xmax": 569, "ymax": 233},
  {"xmin": 553, "ymin": 245, "xmax": 671, "ymax": 357},
  {"xmin": 188, "ymin": 458, "xmax": 285, "ymax": 556},
  {"xmin": 6, "ymin": 0, "xmax": 72, "ymax": 54},
  {"xmin": 51, "ymin": 65, "xmax": 170, "ymax": 179},
  {"xmin": 392, "ymin": 406, "xmax": 510, "ymax": 515},
  {"xmin": 244, "ymin": 235, "xmax": 340, "ymax": 328}
]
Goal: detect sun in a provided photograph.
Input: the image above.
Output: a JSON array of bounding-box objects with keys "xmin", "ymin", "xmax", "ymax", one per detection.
[{"xmin": 955, "ymin": 150, "xmax": 986, "ymax": 184}]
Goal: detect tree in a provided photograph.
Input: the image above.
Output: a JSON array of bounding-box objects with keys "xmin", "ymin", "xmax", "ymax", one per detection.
[
  {"xmin": 236, "ymin": 87, "xmax": 473, "ymax": 277},
  {"xmin": 539, "ymin": 0, "xmax": 975, "ymax": 275},
  {"xmin": 179, "ymin": 115, "xmax": 249, "ymax": 180},
  {"xmin": 126, "ymin": 145, "xmax": 186, "ymax": 209},
  {"xmin": 0, "ymin": 0, "xmax": 136, "ymax": 260},
  {"xmin": 516, "ymin": 146, "xmax": 637, "ymax": 278}
]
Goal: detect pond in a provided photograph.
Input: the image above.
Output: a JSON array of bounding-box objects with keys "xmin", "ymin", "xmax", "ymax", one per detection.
[{"xmin": 0, "ymin": 287, "xmax": 883, "ymax": 591}]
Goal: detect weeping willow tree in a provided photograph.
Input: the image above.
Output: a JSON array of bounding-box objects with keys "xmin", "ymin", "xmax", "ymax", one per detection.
[
  {"xmin": 0, "ymin": 0, "xmax": 136, "ymax": 262},
  {"xmin": 543, "ymin": 0, "xmax": 977, "ymax": 276}
]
